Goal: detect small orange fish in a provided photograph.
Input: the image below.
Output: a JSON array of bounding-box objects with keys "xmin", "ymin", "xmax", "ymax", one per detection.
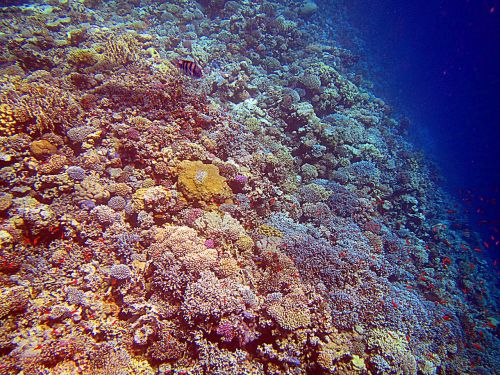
[
  {"xmin": 471, "ymin": 343, "xmax": 483, "ymax": 351},
  {"xmin": 487, "ymin": 320, "xmax": 496, "ymax": 329}
]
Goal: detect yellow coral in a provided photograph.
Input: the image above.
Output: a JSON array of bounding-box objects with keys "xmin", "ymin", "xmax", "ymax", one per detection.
[
  {"xmin": 177, "ymin": 160, "xmax": 232, "ymax": 205},
  {"xmin": 236, "ymin": 235, "xmax": 254, "ymax": 252},
  {"xmin": 132, "ymin": 186, "xmax": 173, "ymax": 212},
  {"xmin": 367, "ymin": 328, "xmax": 418, "ymax": 374},
  {"xmin": 141, "ymin": 178, "xmax": 155, "ymax": 188},
  {"xmin": 67, "ymin": 48, "xmax": 99, "ymax": 67},
  {"xmin": 316, "ymin": 349, "xmax": 335, "ymax": 370},
  {"xmin": 38, "ymin": 154, "xmax": 67, "ymax": 174},
  {"xmin": 30, "ymin": 139, "xmax": 57, "ymax": 159},
  {"xmin": 2, "ymin": 82, "xmax": 80, "ymax": 135},
  {"xmin": 267, "ymin": 292, "xmax": 311, "ymax": 330},
  {"xmin": 350, "ymin": 355, "xmax": 366, "ymax": 372},
  {"xmin": 108, "ymin": 182, "xmax": 132, "ymax": 196},
  {"xmin": 0, "ymin": 193, "xmax": 13, "ymax": 212},
  {"xmin": 258, "ymin": 224, "xmax": 283, "ymax": 238},
  {"xmin": 103, "ymin": 33, "xmax": 141, "ymax": 66},
  {"xmin": 216, "ymin": 257, "xmax": 240, "ymax": 278},
  {"xmin": 75, "ymin": 177, "xmax": 110, "ymax": 204},
  {"xmin": 0, "ymin": 103, "xmax": 17, "ymax": 136},
  {"xmin": 146, "ymin": 47, "xmax": 160, "ymax": 60},
  {"xmin": 132, "ymin": 188, "xmax": 148, "ymax": 211}
]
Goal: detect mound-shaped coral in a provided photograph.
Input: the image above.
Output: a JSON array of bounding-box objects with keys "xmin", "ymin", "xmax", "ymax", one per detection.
[{"xmin": 177, "ymin": 160, "xmax": 233, "ymax": 206}]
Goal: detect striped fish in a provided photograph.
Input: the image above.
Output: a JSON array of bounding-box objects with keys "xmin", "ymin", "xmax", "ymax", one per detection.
[{"xmin": 177, "ymin": 59, "xmax": 203, "ymax": 78}]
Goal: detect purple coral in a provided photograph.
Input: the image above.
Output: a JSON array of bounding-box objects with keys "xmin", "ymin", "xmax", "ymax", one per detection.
[
  {"xmin": 66, "ymin": 166, "xmax": 86, "ymax": 180},
  {"xmin": 205, "ymin": 239, "xmax": 215, "ymax": 249},
  {"xmin": 109, "ymin": 264, "xmax": 132, "ymax": 280},
  {"xmin": 234, "ymin": 174, "xmax": 248, "ymax": 185},
  {"xmin": 216, "ymin": 321, "xmax": 236, "ymax": 342}
]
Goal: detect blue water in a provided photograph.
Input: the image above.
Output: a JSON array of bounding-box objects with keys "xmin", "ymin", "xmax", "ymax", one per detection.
[{"xmin": 332, "ymin": 0, "xmax": 500, "ymax": 257}]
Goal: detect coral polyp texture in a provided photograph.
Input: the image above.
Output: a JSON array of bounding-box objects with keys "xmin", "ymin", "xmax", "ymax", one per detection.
[{"xmin": 0, "ymin": 0, "xmax": 497, "ymax": 374}]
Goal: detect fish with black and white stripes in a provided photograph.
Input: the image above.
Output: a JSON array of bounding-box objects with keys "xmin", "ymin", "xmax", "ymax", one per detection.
[{"xmin": 177, "ymin": 59, "xmax": 203, "ymax": 78}]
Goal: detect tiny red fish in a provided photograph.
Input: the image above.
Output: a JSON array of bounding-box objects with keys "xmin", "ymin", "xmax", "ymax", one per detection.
[{"xmin": 471, "ymin": 343, "xmax": 483, "ymax": 351}]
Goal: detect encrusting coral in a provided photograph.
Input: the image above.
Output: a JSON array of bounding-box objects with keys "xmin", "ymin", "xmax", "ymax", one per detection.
[{"xmin": 177, "ymin": 160, "xmax": 233, "ymax": 206}]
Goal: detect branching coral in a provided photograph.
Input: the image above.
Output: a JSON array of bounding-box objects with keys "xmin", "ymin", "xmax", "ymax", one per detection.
[{"xmin": 1, "ymin": 81, "xmax": 81, "ymax": 135}]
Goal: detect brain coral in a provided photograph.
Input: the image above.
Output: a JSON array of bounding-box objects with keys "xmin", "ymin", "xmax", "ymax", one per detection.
[
  {"xmin": 75, "ymin": 177, "xmax": 110, "ymax": 204},
  {"xmin": 177, "ymin": 160, "xmax": 233, "ymax": 206},
  {"xmin": 109, "ymin": 264, "xmax": 132, "ymax": 280}
]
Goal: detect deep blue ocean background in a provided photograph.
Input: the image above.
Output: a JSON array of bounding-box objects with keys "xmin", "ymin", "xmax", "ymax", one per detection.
[{"xmin": 324, "ymin": 0, "xmax": 500, "ymax": 258}]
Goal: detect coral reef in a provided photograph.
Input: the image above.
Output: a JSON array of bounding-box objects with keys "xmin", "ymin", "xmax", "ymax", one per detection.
[{"xmin": 0, "ymin": 0, "xmax": 497, "ymax": 374}]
